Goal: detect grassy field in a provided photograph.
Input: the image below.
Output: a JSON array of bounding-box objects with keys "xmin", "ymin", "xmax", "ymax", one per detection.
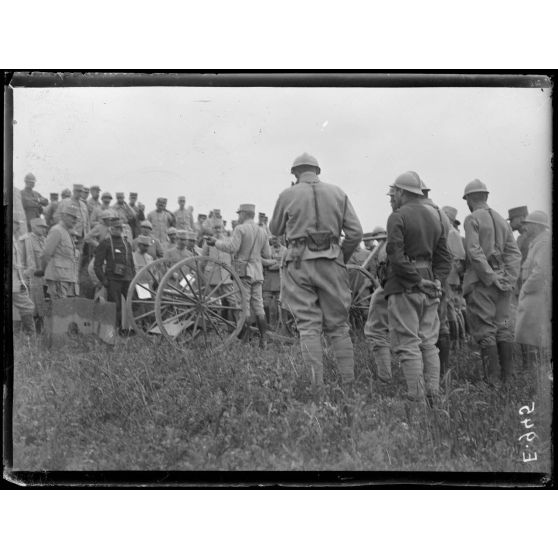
[{"xmin": 11, "ymin": 330, "xmax": 552, "ymax": 473}]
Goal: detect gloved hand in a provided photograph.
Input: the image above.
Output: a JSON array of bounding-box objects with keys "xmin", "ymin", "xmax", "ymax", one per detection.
[
  {"xmin": 493, "ymin": 274, "xmax": 512, "ymax": 292},
  {"xmin": 418, "ymin": 278, "xmax": 442, "ymax": 298}
]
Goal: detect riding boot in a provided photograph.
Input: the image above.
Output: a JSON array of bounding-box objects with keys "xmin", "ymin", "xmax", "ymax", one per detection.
[
  {"xmin": 372, "ymin": 347, "xmax": 392, "ymax": 383},
  {"xmin": 497, "ymin": 341, "xmax": 514, "ymax": 383},
  {"xmin": 277, "ymin": 308, "xmax": 292, "ymax": 337},
  {"xmin": 256, "ymin": 315, "xmax": 269, "ymax": 349},
  {"xmin": 21, "ymin": 313, "xmax": 36, "ymax": 336},
  {"xmin": 481, "ymin": 345, "xmax": 501, "ymax": 385},
  {"xmin": 33, "ymin": 315, "xmax": 43, "ymax": 334},
  {"xmin": 437, "ymin": 333, "xmax": 451, "ymax": 378}
]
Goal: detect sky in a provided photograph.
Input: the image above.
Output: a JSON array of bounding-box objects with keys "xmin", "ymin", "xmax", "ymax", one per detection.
[{"xmin": 13, "ymin": 85, "xmax": 552, "ymax": 232}]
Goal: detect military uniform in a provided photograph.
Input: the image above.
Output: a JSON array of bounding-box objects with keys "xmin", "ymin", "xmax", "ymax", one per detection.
[
  {"xmin": 132, "ymin": 235, "xmax": 164, "ymax": 260},
  {"xmin": 20, "ymin": 228, "xmax": 48, "ymax": 318},
  {"xmin": 21, "ymin": 187, "xmax": 49, "ymax": 230},
  {"xmin": 90, "ymin": 204, "xmax": 113, "ymax": 226},
  {"xmin": 87, "ymin": 197, "xmax": 102, "ymax": 217},
  {"xmin": 55, "ymin": 198, "xmax": 90, "ymax": 239},
  {"xmin": 164, "ymin": 245, "xmax": 195, "ymax": 264},
  {"xmin": 133, "ymin": 250, "xmax": 154, "ymax": 271},
  {"xmin": 13, "ymin": 187, "xmax": 28, "ymax": 240},
  {"xmin": 147, "ymin": 209, "xmax": 175, "ymax": 243},
  {"xmin": 515, "ymin": 226, "xmax": 551, "ymax": 350},
  {"xmin": 44, "ymin": 200, "xmax": 59, "ymax": 229},
  {"xmin": 462, "ymin": 181, "xmax": 521, "ymax": 383},
  {"xmin": 215, "ymin": 216, "xmax": 271, "ymax": 321},
  {"xmin": 174, "ymin": 207, "xmax": 195, "ymax": 231},
  {"xmin": 270, "ymin": 165, "xmax": 362, "ymax": 386},
  {"xmin": 111, "ymin": 202, "xmax": 136, "ymax": 240},
  {"xmin": 384, "ymin": 173, "xmax": 452, "ymax": 401},
  {"xmin": 262, "ymin": 242, "xmax": 288, "ymax": 326},
  {"xmin": 42, "ymin": 222, "xmax": 80, "ymax": 299},
  {"xmin": 94, "ymin": 232, "xmax": 135, "ymax": 328},
  {"xmin": 12, "ymin": 236, "xmax": 35, "ymax": 332}
]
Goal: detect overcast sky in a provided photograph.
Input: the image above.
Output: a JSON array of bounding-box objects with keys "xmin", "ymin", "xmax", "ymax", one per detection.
[{"xmin": 13, "ymin": 85, "xmax": 552, "ymax": 232}]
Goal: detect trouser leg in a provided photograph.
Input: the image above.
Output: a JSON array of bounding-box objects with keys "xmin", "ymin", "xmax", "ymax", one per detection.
[
  {"xmin": 372, "ymin": 347, "xmax": 392, "ymax": 383},
  {"xmin": 497, "ymin": 341, "xmax": 514, "ymax": 382},
  {"xmin": 481, "ymin": 345, "xmax": 501, "ymax": 384},
  {"xmin": 437, "ymin": 333, "xmax": 450, "ymax": 377},
  {"xmin": 299, "ymin": 333, "xmax": 324, "ymax": 386},
  {"xmin": 328, "ymin": 333, "xmax": 355, "ymax": 384}
]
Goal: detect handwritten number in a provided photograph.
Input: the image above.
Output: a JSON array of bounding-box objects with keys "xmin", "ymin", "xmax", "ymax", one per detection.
[{"xmin": 519, "ymin": 402, "xmax": 535, "ymax": 415}]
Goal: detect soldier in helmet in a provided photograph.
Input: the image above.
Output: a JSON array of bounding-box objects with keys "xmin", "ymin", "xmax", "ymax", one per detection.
[
  {"xmin": 270, "ymin": 153, "xmax": 363, "ymax": 396},
  {"xmin": 132, "ymin": 220, "xmax": 165, "ymax": 259},
  {"xmin": 21, "ymin": 172, "xmax": 49, "ymax": 231},
  {"xmin": 84, "ymin": 209, "xmax": 114, "ymax": 249},
  {"xmin": 462, "ymin": 179, "xmax": 521, "ymax": 384},
  {"xmin": 384, "ymin": 171, "xmax": 452, "ymax": 413}
]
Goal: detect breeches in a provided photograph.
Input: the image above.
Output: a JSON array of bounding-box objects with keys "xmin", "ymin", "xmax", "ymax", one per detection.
[
  {"xmin": 240, "ymin": 278, "xmax": 265, "ymax": 319},
  {"xmin": 465, "ymin": 283, "xmax": 513, "ymax": 346},
  {"xmin": 364, "ymin": 286, "xmax": 390, "ymax": 349},
  {"xmin": 387, "ymin": 291, "xmax": 440, "ymax": 361}
]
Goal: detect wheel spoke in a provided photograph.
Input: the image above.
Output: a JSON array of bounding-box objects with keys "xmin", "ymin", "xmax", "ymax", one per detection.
[
  {"xmin": 160, "ymin": 308, "xmax": 194, "ymax": 326},
  {"xmin": 179, "ymin": 266, "xmax": 199, "ymax": 300},
  {"xmin": 134, "ymin": 308, "xmax": 157, "ymax": 321},
  {"xmin": 204, "ymin": 306, "xmax": 237, "ymax": 330},
  {"xmin": 194, "ymin": 258, "xmax": 205, "ymax": 300},
  {"xmin": 205, "ymin": 273, "xmax": 229, "ymax": 298},
  {"xmin": 159, "ymin": 297, "xmax": 198, "ymax": 308},
  {"xmin": 205, "ymin": 312, "xmax": 225, "ymax": 341},
  {"xmin": 206, "ymin": 288, "xmax": 239, "ymax": 304},
  {"xmin": 191, "ymin": 310, "xmax": 201, "ymax": 340},
  {"xmin": 163, "ymin": 280, "xmax": 198, "ymax": 301},
  {"xmin": 205, "ymin": 304, "xmax": 242, "ymax": 312}
]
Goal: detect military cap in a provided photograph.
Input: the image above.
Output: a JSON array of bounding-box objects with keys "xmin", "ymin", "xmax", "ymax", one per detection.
[
  {"xmin": 213, "ymin": 209, "xmax": 221, "ymax": 214},
  {"xmin": 61, "ymin": 205, "xmax": 79, "ymax": 217},
  {"xmin": 115, "ymin": 191, "xmax": 125, "ymax": 197},
  {"xmin": 167, "ymin": 227, "xmax": 178, "ymax": 236},
  {"xmin": 61, "ymin": 188, "xmax": 72, "ymax": 198},
  {"xmin": 110, "ymin": 217, "xmax": 123, "ymax": 227},
  {"xmin": 24, "ymin": 172, "xmax": 36, "ymax": 182},
  {"xmin": 237, "ymin": 203, "xmax": 256, "ymax": 213},
  {"xmin": 101, "ymin": 209, "xmax": 114, "ymax": 220},
  {"xmin": 50, "ymin": 192, "xmax": 59, "ymax": 199},
  {"xmin": 101, "ymin": 191, "xmax": 113, "ymax": 199},
  {"xmin": 90, "ymin": 185, "xmax": 101, "ymax": 191},
  {"xmin": 140, "ymin": 220, "xmax": 153, "ymax": 229},
  {"xmin": 129, "ymin": 192, "xmax": 138, "ymax": 197},
  {"xmin": 156, "ymin": 197, "xmax": 167, "ymax": 203},
  {"xmin": 507, "ymin": 206, "xmax": 529, "ymax": 221},
  {"xmin": 522, "ymin": 210, "xmax": 549, "ymax": 228},
  {"xmin": 362, "ymin": 232, "xmax": 376, "ymax": 241},
  {"xmin": 72, "ymin": 183, "xmax": 85, "ymax": 191},
  {"xmin": 30, "ymin": 217, "xmax": 48, "ymax": 228},
  {"xmin": 185, "ymin": 230, "xmax": 198, "ymax": 240},
  {"xmin": 198, "ymin": 214, "xmax": 207, "ymax": 219},
  {"xmin": 137, "ymin": 235, "xmax": 152, "ymax": 245},
  {"xmin": 178, "ymin": 195, "xmax": 186, "ymax": 201},
  {"xmin": 83, "ymin": 186, "xmax": 90, "ymax": 193},
  {"xmin": 442, "ymin": 206, "xmax": 458, "ymax": 223}
]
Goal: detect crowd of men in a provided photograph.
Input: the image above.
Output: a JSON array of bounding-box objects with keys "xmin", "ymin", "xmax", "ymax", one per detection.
[{"xmin": 12, "ymin": 157, "xmax": 551, "ymax": 416}]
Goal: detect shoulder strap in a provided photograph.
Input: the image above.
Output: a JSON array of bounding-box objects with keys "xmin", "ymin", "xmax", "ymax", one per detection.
[
  {"xmin": 311, "ymin": 183, "xmax": 320, "ymax": 230},
  {"xmin": 245, "ymin": 224, "xmax": 260, "ymax": 261},
  {"xmin": 487, "ymin": 208, "xmax": 502, "ymax": 252}
]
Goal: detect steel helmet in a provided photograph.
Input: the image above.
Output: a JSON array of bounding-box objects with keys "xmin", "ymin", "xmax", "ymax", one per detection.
[
  {"xmin": 522, "ymin": 210, "xmax": 549, "ymax": 228},
  {"xmin": 370, "ymin": 226, "xmax": 387, "ymax": 239},
  {"xmin": 24, "ymin": 172, "xmax": 36, "ymax": 182},
  {"xmin": 101, "ymin": 209, "xmax": 114, "ymax": 221},
  {"xmin": 442, "ymin": 206, "xmax": 458, "ymax": 223},
  {"xmin": 463, "ymin": 179, "xmax": 489, "ymax": 199},
  {"xmin": 392, "ymin": 171, "xmax": 424, "ymax": 196},
  {"xmin": 291, "ymin": 153, "xmax": 321, "ymax": 173}
]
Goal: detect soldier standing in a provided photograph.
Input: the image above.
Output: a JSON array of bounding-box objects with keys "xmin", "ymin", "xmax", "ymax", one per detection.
[
  {"xmin": 39, "ymin": 205, "xmax": 80, "ymax": 299},
  {"xmin": 20, "ymin": 218, "xmax": 49, "ymax": 331},
  {"xmin": 54, "ymin": 184, "xmax": 90, "ymax": 244},
  {"xmin": 507, "ymin": 206, "xmax": 530, "ymax": 262},
  {"xmin": 44, "ymin": 193, "xmax": 60, "ymax": 229},
  {"xmin": 514, "ymin": 211, "xmax": 551, "ymax": 363},
  {"xmin": 12, "ymin": 235, "xmax": 36, "ymax": 335},
  {"xmin": 164, "ymin": 230, "xmax": 197, "ymax": 263},
  {"xmin": 148, "ymin": 197, "xmax": 175, "ymax": 243},
  {"xmin": 270, "ymin": 153, "xmax": 363, "ymax": 393},
  {"xmin": 21, "ymin": 172, "xmax": 49, "ymax": 231},
  {"xmin": 207, "ymin": 203, "xmax": 271, "ymax": 348},
  {"xmin": 94, "ymin": 219, "xmax": 135, "ymax": 333},
  {"xmin": 133, "ymin": 235, "xmax": 155, "ymax": 271},
  {"xmin": 364, "ymin": 188, "xmax": 395, "ymax": 385},
  {"xmin": 262, "ymin": 235, "xmax": 288, "ymax": 327},
  {"xmin": 87, "ymin": 186, "xmax": 102, "ymax": 216},
  {"xmin": 462, "ymin": 179, "xmax": 521, "ymax": 384},
  {"xmin": 384, "ymin": 171, "xmax": 452, "ymax": 411},
  {"xmin": 112, "ymin": 192, "xmax": 135, "ymax": 241},
  {"xmin": 174, "ymin": 196, "xmax": 195, "ymax": 231}
]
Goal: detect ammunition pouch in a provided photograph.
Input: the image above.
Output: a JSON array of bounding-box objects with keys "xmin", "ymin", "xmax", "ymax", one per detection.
[
  {"xmin": 233, "ymin": 260, "xmax": 249, "ymax": 277},
  {"xmin": 113, "ymin": 263, "xmax": 127, "ymax": 277},
  {"xmin": 306, "ymin": 229, "xmax": 335, "ymax": 252}
]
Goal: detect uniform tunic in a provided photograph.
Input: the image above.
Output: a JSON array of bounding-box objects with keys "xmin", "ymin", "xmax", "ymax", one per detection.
[
  {"xmin": 132, "ymin": 236, "xmax": 164, "ymax": 260},
  {"xmin": 147, "ymin": 209, "xmax": 175, "ymax": 243},
  {"xmin": 174, "ymin": 208, "xmax": 195, "ymax": 231},
  {"xmin": 111, "ymin": 202, "xmax": 136, "ymax": 239},
  {"xmin": 87, "ymin": 197, "xmax": 102, "ymax": 216},
  {"xmin": 164, "ymin": 246, "xmax": 195, "ymax": 264},
  {"xmin": 215, "ymin": 219, "xmax": 271, "ymax": 318},
  {"xmin": 270, "ymin": 171, "xmax": 362, "ymax": 384},
  {"xmin": 90, "ymin": 204, "xmax": 112, "ymax": 226},
  {"xmin": 12, "ymin": 236, "xmax": 35, "ymax": 316},
  {"xmin": 13, "ymin": 187, "xmax": 28, "ymax": 240},
  {"xmin": 55, "ymin": 198, "xmax": 90, "ymax": 238},
  {"xmin": 515, "ymin": 230, "xmax": 551, "ymax": 348},
  {"xmin": 133, "ymin": 251, "xmax": 154, "ymax": 272},
  {"xmin": 44, "ymin": 201, "xmax": 59, "ymax": 229},
  {"xmin": 21, "ymin": 188, "xmax": 49, "ymax": 230},
  {"xmin": 42, "ymin": 223, "xmax": 79, "ymax": 298},
  {"xmin": 463, "ymin": 203, "xmax": 521, "ymax": 346}
]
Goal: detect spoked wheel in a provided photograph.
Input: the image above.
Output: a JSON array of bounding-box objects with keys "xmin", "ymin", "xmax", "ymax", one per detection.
[
  {"xmin": 126, "ymin": 258, "xmax": 175, "ymax": 336},
  {"xmin": 347, "ymin": 264, "xmax": 377, "ymax": 334},
  {"xmin": 154, "ymin": 255, "xmax": 245, "ymax": 353}
]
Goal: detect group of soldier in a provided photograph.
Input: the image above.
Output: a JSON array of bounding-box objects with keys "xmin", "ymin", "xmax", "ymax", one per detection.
[{"xmin": 12, "ymin": 155, "xmax": 551, "ymax": 414}]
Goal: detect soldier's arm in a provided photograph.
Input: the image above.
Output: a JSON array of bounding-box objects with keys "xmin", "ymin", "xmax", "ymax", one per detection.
[
  {"xmin": 269, "ymin": 192, "xmax": 288, "ymax": 237},
  {"xmin": 503, "ymin": 226, "xmax": 522, "ymax": 282},
  {"xmin": 39, "ymin": 194, "xmax": 49, "ymax": 207},
  {"xmin": 155, "ymin": 239, "xmax": 165, "ymax": 259},
  {"xmin": 84, "ymin": 224, "xmax": 102, "ymax": 248},
  {"xmin": 463, "ymin": 215, "xmax": 497, "ymax": 286},
  {"xmin": 432, "ymin": 233, "xmax": 452, "ymax": 283},
  {"xmin": 40, "ymin": 228, "xmax": 61, "ymax": 270},
  {"xmin": 386, "ymin": 212, "xmax": 421, "ymax": 285},
  {"xmin": 215, "ymin": 227, "xmax": 242, "ymax": 255},
  {"xmin": 340, "ymin": 195, "xmax": 363, "ymax": 263}
]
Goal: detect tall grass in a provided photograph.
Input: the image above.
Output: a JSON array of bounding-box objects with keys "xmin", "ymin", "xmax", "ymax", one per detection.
[{"xmin": 11, "ymin": 332, "xmax": 552, "ymax": 472}]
